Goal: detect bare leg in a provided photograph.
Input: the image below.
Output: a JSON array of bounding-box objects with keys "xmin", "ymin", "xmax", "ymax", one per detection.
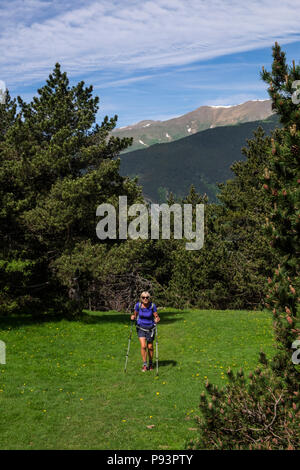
[
  {"xmin": 139, "ymin": 337, "xmax": 147, "ymax": 363},
  {"xmin": 147, "ymin": 342, "xmax": 154, "ymax": 363}
]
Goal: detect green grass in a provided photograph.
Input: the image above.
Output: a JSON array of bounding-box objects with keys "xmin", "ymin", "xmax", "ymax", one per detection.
[{"xmin": 0, "ymin": 308, "xmax": 275, "ymax": 450}]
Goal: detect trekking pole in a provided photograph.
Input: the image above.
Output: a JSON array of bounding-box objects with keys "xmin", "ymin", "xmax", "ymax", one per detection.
[
  {"xmin": 124, "ymin": 320, "xmax": 134, "ymax": 373},
  {"xmin": 155, "ymin": 323, "xmax": 159, "ymax": 376}
]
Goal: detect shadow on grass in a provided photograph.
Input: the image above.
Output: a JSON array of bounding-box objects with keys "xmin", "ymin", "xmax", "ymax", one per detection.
[
  {"xmin": 79, "ymin": 309, "xmax": 186, "ymax": 326},
  {"xmin": 157, "ymin": 360, "xmax": 177, "ymax": 368},
  {"xmin": 0, "ymin": 308, "xmax": 187, "ymax": 330},
  {"xmin": 0, "ymin": 313, "xmax": 64, "ymax": 330}
]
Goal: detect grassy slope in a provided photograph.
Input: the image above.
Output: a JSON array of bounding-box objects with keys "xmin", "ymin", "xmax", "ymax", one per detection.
[{"xmin": 0, "ymin": 309, "xmax": 275, "ymax": 450}]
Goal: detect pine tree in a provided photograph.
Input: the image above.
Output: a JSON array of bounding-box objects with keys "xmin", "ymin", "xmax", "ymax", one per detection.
[
  {"xmin": 0, "ymin": 90, "xmax": 17, "ymax": 141},
  {"xmin": 188, "ymin": 43, "xmax": 299, "ymax": 450},
  {"xmin": 0, "ymin": 63, "xmax": 140, "ymax": 315},
  {"xmin": 168, "ymin": 126, "xmax": 281, "ymax": 311},
  {"xmin": 260, "ymin": 42, "xmax": 300, "ymax": 391},
  {"xmin": 216, "ymin": 126, "xmax": 281, "ymax": 308}
]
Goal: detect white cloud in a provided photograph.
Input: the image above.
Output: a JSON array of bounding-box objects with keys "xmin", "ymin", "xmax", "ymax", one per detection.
[
  {"xmin": 94, "ymin": 74, "xmax": 155, "ymax": 89},
  {"xmin": 0, "ymin": 0, "xmax": 299, "ymax": 88},
  {"xmin": 203, "ymin": 94, "xmax": 268, "ymax": 107},
  {"xmin": 182, "ymin": 82, "xmax": 267, "ymax": 91}
]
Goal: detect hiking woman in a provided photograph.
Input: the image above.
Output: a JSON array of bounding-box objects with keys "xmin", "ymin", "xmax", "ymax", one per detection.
[{"xmin": 131, "ymin": 292, "xmax": 160, "ymax": 371}]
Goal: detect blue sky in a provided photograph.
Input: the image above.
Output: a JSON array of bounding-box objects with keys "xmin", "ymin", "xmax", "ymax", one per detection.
[{"xmin": 1, "ymin": 0, "xmax": 300, "ymax": 127}]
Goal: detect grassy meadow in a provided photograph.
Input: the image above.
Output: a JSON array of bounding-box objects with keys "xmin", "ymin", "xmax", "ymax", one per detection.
[{"xmin": 0, "ymin": 308, "xmax": 275, "ymax": 450}]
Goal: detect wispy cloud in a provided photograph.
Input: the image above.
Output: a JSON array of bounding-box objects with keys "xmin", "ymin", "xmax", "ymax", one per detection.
[
  {"xmin": 1, "ymin": 0, "xmax": 299, "ymax": 89},
  {"xmin": 94, "ymin": 74, "xmax": 155, "ymax": 89},
  {"xmin": 203, "ymin": 94, "xmax": 268, "ymax": 107}
]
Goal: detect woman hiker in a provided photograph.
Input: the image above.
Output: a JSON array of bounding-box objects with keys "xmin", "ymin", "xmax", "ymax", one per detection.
[{"xmin": 131, "ymin": 291, "xmax": 160, "ymax": 372}]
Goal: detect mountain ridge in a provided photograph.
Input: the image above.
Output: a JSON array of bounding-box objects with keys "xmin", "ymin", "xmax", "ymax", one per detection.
[
  {"xmin": 113, "ymin": 99, "xmax": 275, "ymax": 152},
  {"xmin": 118, "ymin": 113, "xmax": 281, "ymax": 203}
]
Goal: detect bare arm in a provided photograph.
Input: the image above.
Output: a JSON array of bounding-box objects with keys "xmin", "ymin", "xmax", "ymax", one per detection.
[{"xmin": 131, "ymin": 310, "xmax": 138, "ymax": 321}]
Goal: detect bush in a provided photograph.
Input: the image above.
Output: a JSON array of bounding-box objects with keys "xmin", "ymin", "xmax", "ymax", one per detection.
[{"xmin": 187, "ymin": 358, "xmax": 299, "ymax": 450}]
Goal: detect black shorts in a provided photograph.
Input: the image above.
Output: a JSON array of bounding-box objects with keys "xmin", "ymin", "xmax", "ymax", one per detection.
[{"xmin": 136, "ymin": 325, "xmax": 156, "ymax": 343}]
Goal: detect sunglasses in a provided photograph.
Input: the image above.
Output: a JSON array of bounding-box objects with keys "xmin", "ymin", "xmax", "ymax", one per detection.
[{"xmin": 141, "ymin": 296, "xmax": 149, "ymax": 299}]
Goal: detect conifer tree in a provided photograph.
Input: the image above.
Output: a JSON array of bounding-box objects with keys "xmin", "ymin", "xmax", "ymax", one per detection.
[
  {"xmin": 260, "ymin": 42, "xmax": 300, "ymax": 391},
  {"xmin": 188, "ymin": 43, "xmax": 299, "ymax": 450},
  {"xmin": 216, "ymin": 126, "xmax": 281, "ymax": 307},
  {"xmin": 0, "ymin": 64, "xmax": 140, "ymax": 315},
  {"xmin": 0, "ymin": 90, "xmax": 17, "ymax": 140}
]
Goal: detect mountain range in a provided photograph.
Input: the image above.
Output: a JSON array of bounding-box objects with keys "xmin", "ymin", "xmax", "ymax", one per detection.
[
  {"xmin": 113, "ymin": 99, "xmax": 275, "ymax": 152},
  {"xmin": 118, "ymin": 112, "xmax": 281, "ymax": 203}
]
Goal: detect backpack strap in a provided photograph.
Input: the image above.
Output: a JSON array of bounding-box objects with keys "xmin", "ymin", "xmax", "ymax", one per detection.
[
  {"xmin": 139, "ymin": 302, "xmax": 154, "ymax": 310},
  {"xmin": 137, "ymin": 301, "xmax": 154, "ymax": 319},
  {"xmin": 137, "ymin": 302, "xmax": 141, "ymax": 322}
]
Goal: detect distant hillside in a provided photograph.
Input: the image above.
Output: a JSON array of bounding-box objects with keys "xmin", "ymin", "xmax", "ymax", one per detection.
[
  {"xmin": 113, "ymin": 99, "xmax": 274, "ymax": 152},
  {"xmin": 118, "ymin": 113, "xmax": 281, "ymax": 203}
]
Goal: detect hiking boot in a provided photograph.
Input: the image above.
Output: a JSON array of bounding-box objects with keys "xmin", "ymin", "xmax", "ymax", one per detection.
[
  {"xmin": 142, "ymin": 365, "xmax": 148, "ymax": 372},
  {"xmin": 148, "ymin": 364, "xmax": 154, "ymax": 371}
]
